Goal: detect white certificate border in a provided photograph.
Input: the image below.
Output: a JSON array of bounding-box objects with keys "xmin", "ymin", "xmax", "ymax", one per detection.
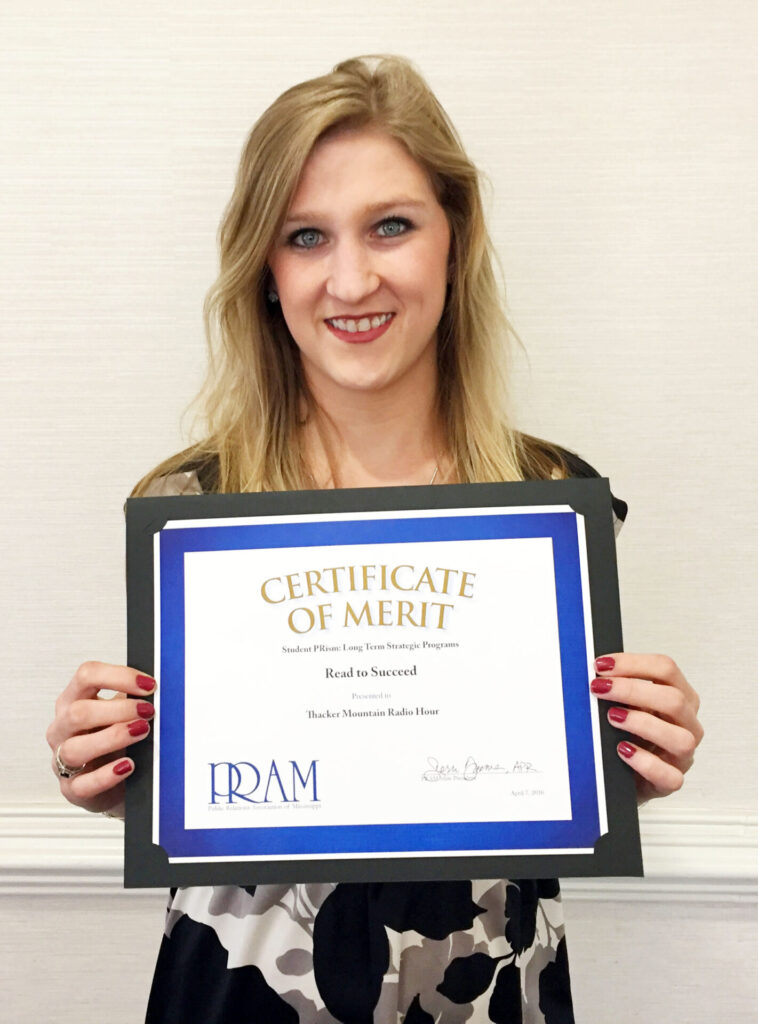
[
  {"xmin": 152, "ymin": 503, "xmax": 606, "ymax": 856},
  {"xmin": 168, "ymin": 846, "xmax": 595, "ymax": 864},
  {"xmin": 576, "ymin": 511, "xmax": 608, "ymax": 837},
  {"xmin": 152, "ymin": 534, "xmax": 161, "ymax": 842},
  {"xmin": 161, "ymin": 503, "xmax": 575, "ymax": 531}
]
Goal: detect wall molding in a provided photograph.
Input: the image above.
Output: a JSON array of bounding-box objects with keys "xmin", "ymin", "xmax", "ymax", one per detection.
[{"xmin": 1, "ymin": 803, "xmax": 756, "ymax": 901}]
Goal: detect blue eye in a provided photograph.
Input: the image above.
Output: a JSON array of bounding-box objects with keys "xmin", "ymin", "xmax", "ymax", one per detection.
[
  {"xmin": 376, "ymin": 217, "xmax": 412, "ymax": 238},
  {"xmin": 290, "ymin": 228, "xmax": 322, "ymax": 249}
]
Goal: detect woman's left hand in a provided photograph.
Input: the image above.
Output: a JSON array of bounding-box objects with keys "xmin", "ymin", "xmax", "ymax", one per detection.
[{"xmin": 591, "ymin": 653, "xmax": 703, "ymax": 804}]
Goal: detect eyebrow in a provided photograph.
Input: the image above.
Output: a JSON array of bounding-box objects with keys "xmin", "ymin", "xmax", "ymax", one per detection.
[{"xmin": 283, "ymin": 197, "xmax": 428, "ymax": 226}]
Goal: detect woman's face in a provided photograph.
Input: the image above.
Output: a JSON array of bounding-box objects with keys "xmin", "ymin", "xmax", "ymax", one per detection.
[{"xmin": 268, "ymin": 128, "xmax": 451, "ymax": 405}]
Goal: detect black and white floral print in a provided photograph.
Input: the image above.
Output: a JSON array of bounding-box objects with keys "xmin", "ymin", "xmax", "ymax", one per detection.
[{"xmin": 146, "ymin": 879, "xmax": 574, "ymax": 1023}]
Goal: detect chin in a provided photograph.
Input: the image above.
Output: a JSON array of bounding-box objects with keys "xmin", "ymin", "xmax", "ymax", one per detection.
[
  {"xmin": 305, "ymin": 348, "xmax": 433, "ymax": 399},
  {"xmin": 318, "ymin": 361, "xmax": 397, "ymax": 394},
  {"xmin": 337, "ymin": 375, "xmax": 394, "ymax": 394}
]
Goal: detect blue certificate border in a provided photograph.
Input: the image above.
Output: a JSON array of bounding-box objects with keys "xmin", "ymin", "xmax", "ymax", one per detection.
[{"xmin": 157, "ymin": 510, "xmax": 601, "ymax": 860}]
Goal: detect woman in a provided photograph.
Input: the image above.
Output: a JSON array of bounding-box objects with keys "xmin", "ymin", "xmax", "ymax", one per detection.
[{"xmin": 47, "ymin": 56, "xmax": 703, "ymax": 1023}]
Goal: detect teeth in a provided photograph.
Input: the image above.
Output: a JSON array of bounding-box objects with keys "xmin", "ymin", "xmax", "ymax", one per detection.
[{"xmin": 328, "ymin": 313, "xmax": 392, "ymax": 332}]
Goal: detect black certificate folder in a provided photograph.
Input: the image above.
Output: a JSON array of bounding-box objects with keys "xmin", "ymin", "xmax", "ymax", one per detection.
[{"xmin": 125, "ymin": 478, "xmax": 643, "ymax": 887}]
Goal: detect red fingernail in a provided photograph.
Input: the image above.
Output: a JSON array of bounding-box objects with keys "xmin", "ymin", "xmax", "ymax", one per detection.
[
  {"xmin": 608, "ymin": 707, "xmax": 628, "ymax": 723},
  {"xmin": 113, "ymin": 759, "xmax": 132, "ymax": 776},
  {"xmin": 595, "ymin": 656, "xmax": 615, "ymax": 672},
  {"xmin": 618, "ymin": 741, "xmax": 636, "ymax": 759},
  {"xmin": 137, "ymin": 674, "xmax": 156, "ymax": 691},
  {"xmin": 591, "ymin": 678, "xmax": 613, "ymax": 694},
  {"xmin": 128, "ymin": 719, "xmax": 150, "ymax": 737},
  {"xmin": 136, "ymin": 702, "xmax": 155, "ymax": 719}
]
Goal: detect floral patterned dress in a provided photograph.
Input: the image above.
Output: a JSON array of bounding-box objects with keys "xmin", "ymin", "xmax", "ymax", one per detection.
[
  {"xmin": 146, "ymin": 879, "xmax": 572, "ymax": 1023},
  {"xmin": 143, "ymin": 454, "xmax": 626, "ymax": 1023}
]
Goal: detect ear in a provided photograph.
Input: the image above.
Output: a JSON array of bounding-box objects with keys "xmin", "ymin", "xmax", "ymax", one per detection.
[
  {"xmin": 447, "ymin": 245, "xmax": 456, "ymax": 283},
  {"xmin": 265, "ymin": 270, "xmax": 279, "ymax": 304}
]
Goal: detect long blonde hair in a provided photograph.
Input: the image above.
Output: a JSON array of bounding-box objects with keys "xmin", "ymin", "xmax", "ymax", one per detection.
[{"xmin": 133, "ymin": 55, "xmax": 565, "ymax": 495}]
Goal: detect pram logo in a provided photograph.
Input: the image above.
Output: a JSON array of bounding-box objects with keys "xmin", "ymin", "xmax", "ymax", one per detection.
[{"xmin": 209, "ymin": 758, "xmax": 319, "ymax": 804}]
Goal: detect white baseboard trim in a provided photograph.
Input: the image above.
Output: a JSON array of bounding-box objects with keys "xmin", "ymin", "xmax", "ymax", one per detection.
[
  {"xmin": 1, "ymin": 804, "xmax": 756, "ymax": 901},
  {"xmin": 563, "ymin": 806, "xmax": 758, "ymax": 902}
]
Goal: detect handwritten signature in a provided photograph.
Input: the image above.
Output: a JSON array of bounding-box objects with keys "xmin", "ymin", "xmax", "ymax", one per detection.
[{"xmin": 421, "ymin": 756, "xmax": 540, "ymax": 782}]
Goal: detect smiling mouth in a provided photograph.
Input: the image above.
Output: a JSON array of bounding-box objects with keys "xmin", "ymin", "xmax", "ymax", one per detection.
[{"xmin": 325, "ymin": 312, "xmax": 395, "ymax": 343}]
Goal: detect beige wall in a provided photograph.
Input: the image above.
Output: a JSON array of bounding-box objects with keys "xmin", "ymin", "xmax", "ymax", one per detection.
[{"xmin": 2, "ymin": 1, "xmax": 756, "ymax": 1020}]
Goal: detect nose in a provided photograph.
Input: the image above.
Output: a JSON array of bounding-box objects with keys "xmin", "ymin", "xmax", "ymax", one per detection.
[{"xmin": 325, "ymin": 237, "xmax": 380, "ymax": 305}]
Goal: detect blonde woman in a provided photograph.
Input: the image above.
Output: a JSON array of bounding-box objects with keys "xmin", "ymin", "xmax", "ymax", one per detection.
[{"xmin": 47, "ymin": 56, "xmax": 703, "ymax": 1023}]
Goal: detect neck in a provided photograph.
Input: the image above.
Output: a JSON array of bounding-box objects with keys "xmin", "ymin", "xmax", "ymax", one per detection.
[{"xmin": 302, "ymin": 374, "xmax": 446, "ymax": 490}]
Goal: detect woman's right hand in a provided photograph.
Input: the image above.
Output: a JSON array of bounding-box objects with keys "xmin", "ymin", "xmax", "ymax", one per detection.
[{"xmin": 46, "ymin": 661, "xmax": 157, "ymax": 817}]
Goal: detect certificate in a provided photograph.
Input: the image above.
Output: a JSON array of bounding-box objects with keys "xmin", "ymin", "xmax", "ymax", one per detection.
[{"xmin": 124, "ymin": 479, "xmax": 642, "ymax": 887}]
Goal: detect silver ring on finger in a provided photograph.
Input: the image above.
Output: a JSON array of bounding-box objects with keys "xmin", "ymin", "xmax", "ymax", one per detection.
[{"xmin": 55, "ymin": 744, "xmax": 87, "ymax": 779}]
